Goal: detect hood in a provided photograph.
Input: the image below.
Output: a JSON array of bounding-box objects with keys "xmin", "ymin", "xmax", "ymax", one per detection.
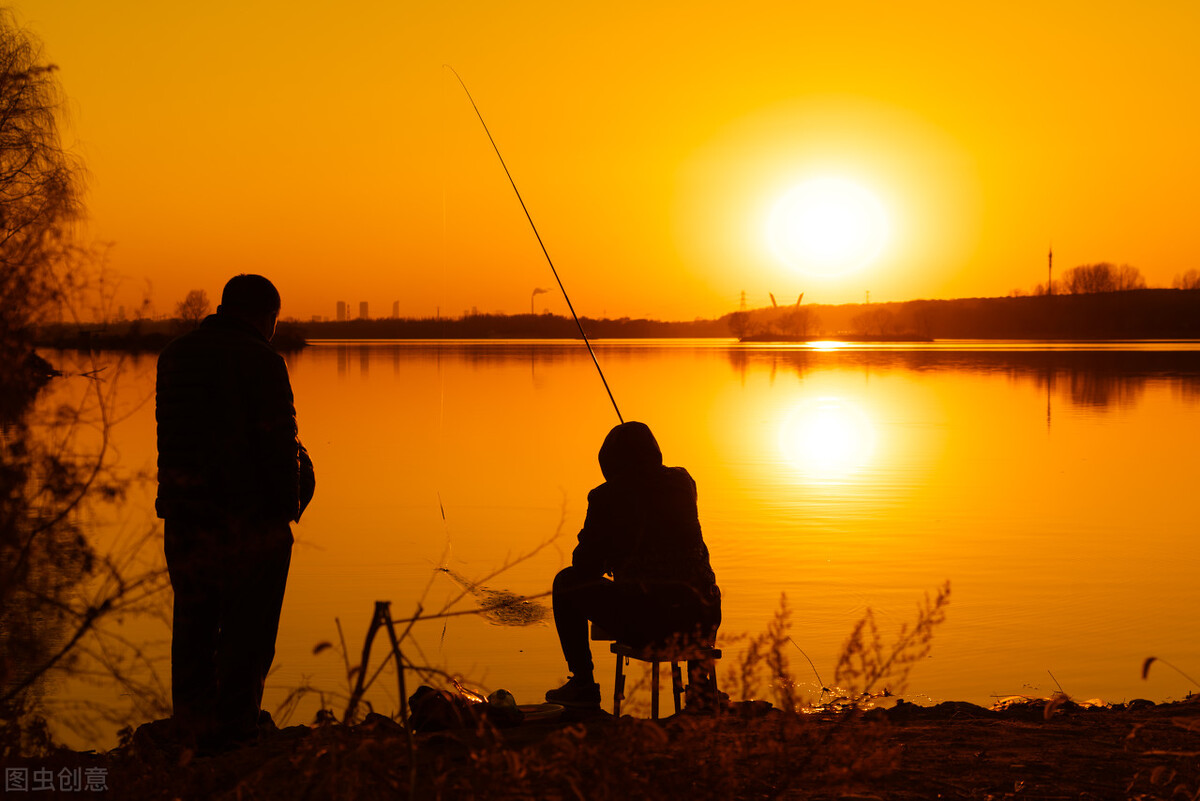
[{"xmin": 598, "ymin": 421, "xmax": 662, "ymax": 484}]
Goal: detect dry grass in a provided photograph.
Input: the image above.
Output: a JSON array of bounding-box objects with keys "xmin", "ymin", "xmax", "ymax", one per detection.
[
  {"xmin": 184, "ymin": 583, "xmax": 954, "ymax": 800},
  {"xmin": 59, "ymin": 579, "xmax": 1200, "ymax": 800}
]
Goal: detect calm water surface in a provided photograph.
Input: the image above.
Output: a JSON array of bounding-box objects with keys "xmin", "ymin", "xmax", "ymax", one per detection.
[{"xmin": 67, "ymin": 339, "xmax": 1200, "ymax": 747}]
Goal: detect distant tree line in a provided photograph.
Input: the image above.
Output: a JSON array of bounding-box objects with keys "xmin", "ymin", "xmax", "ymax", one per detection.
[
  {"xmin": 39, "ymin": 289, "xmax": 1200, "ymax": 346},
  {"xmin": 1059, "ymin": 262, "xmax": 1146, "ymax": 294},
  {"xmin": 1014, "ymin": 261, "xmax": 1200, "ymax": 297},
  {"xmin": 304, "ymin": 313, "xmax": 729, "ymax": 340},
  {"xmin": 797, "ymin": 289, "xmax": 1200, "ymax": 340},
  {"xmin": 39, "ymin": 266, "xmax": 1200, "ymax": 351},
  {"xmin": 1173, "ymin": 269, "xmax": 1200, "ymax": 290},
  {"xmin": 175, "ymin": 288, "xmax": 210, "ymax": 327}
]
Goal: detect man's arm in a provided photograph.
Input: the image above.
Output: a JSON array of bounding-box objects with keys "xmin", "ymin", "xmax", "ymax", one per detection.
[
  {"xmin": 297, "ymin": 442, "xmax": 315, "ymax": 521},
  {"xmin": 248, "ymin": 351, "xmax": 303, "ymax": 522},
  {"xmin": 571, "ymin": 487, "xmax": 610, "ymax": 578}
]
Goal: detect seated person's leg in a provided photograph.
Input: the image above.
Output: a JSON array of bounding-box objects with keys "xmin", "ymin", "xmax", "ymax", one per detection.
[
  {"xmin": 549, "ymin": 567, "xmax": 651, "ymax": 707},
  {"xmin": 552, "ymin": 566, "xmax": 621, "ymax": 682}
]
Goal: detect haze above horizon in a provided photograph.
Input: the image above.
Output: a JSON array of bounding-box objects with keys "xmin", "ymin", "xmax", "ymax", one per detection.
[{"xmin": 17, "ymin": 1, "xmax": 1200, "ymax": 322}]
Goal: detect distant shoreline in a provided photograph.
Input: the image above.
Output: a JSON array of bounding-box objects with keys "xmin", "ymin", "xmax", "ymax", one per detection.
[{"xmin": 32, "ymin": 288, "xmax": 1200, "ymax": 352}]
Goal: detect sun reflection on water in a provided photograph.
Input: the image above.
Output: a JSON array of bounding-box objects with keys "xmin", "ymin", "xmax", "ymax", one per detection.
[
  {"xmin": 779, "ymin": 396, "xmax": 877, "ymax": 482},
  {"xmin": 808, "ymin": 340, "xmax": 849, "ymax": 351}
]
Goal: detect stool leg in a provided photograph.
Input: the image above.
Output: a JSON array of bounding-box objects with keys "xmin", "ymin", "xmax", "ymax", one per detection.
[
  {"xmin": 687, "ymin": 658, "xmax": 721, "ymax": 712},
  {"xmin": 671, "ymin": 662, "xmax": 683, "ymax": 715},
  {"xmin": 614, "ymin": 653, "xmax": 625, "ymax": 716},
  {"xmin": 651, "ymin": 661, "xmax": 660, "ymax": 720}
]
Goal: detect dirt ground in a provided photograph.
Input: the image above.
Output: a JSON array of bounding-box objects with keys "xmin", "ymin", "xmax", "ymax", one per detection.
[
  {"xmin": 850, "ymin": 698, "xmax": 1200, "ymax": 799},
  {"xmin": 7, "ymin": 697, "xmax": 1198, "ymax": 800}
]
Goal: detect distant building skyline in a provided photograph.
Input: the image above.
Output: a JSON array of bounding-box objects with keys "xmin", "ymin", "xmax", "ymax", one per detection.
[{"xmin": 333, "ymin": 300, "xmax": 405, "ymax": 321}]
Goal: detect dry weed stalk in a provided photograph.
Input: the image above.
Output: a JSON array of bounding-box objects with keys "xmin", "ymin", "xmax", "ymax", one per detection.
[
  {"xmin": 833, "ymin": 580, "xmax": 951, "ymax": 704},
  {"xmin": 1143, "ymin": 656, "xmax": 1200, "ymax": 690},
  {"xmin": 293, "ymin": 505, "xmax": 568, "ymax": 730},
  {"xmin": 726, "ymin": 594, "xmax": 801, "ymax": 711},
  {"xmin": 740, "ymin": 581, "xmax": 953, "ymax": 797},
  {"xmin": 268, "ymin": 508, "xmax": 571, "ymax": 798},
  {"xmin": 437, "ymin": 583, "xmax": 953, "ymax": 800},
  {"xmin": 1131, "ymin": 656, "xmax": 1200, "ymax": 799}
]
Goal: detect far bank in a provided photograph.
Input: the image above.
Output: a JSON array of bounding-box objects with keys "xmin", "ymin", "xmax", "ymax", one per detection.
[{"xmin": 33, "ymin": 288, "xmax": 1200, "ymax": 349}]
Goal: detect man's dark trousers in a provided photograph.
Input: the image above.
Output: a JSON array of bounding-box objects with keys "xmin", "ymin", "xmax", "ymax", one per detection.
[{"xmin": 164, "ymin": 516, "xmax": 292, "ymax": 746}]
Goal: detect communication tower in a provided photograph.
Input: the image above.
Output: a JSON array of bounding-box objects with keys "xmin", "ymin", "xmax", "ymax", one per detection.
[{"xmin": 1048, "ymin": 246, "xmax": 1054, "ymax": 295}]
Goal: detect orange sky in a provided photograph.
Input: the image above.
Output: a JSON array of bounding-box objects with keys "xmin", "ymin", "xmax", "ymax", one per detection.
[{"xmin": 19, "ymin": 1, "xmax": 1200, "ymax": 322}]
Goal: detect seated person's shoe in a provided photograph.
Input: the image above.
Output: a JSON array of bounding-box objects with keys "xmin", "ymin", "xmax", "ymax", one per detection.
[{"xmin": 545, "ymin": 675, "xmax": 601, "ymax": 708}]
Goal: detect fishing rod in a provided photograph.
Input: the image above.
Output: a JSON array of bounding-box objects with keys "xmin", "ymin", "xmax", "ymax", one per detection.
[{"xmin": 444, "ymin": 65, "xmax": 624, "ymax": 424}]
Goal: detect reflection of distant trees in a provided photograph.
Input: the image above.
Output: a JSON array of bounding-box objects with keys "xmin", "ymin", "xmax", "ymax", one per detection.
[
  {"xmin": 722, "ymin": 348, "xmax": 1200, "ymax": 411},
  {"xmin": 318, "ymin": 344, "xmax": 1200, "ymax": 413},
  {"xmin": 1042, "ymin": 367, "xmax": 1145, "ymax": 409},
  {"xmin": 1006, "ymin": 351, "xmax": 1200, "ymax": 412},
  {"xmin": 1175, "ymin": 378, "xmax": 1200, "ymax": 405},
  {"xmin": 317, "ymin": 339, "xmax": 685, "ymax": 376}
]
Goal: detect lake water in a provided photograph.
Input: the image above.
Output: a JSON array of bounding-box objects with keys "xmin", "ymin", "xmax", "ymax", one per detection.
[{"xmin": 49, "ymin": 339, "xmax": 1200, "ymax": 748}]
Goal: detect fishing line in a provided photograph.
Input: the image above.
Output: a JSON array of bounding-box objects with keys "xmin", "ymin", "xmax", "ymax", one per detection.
[
  {"xmin": 443, "ymin": 64, "xmax": 624, "ymax": 424},
  {"xmin": 436, "ymin": 77, "xmax": 453, "ymax": 603}
]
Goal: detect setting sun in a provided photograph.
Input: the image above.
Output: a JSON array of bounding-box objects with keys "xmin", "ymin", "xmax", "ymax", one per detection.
[{"xmin": 766, "ymin": 177, "xmax": 890, "ymax": 277}]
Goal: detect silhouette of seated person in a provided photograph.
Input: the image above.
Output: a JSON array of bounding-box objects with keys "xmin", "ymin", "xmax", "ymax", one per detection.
[{"xmin": 546, "ymin": 421, "xmax": 720, "ymax": 708}]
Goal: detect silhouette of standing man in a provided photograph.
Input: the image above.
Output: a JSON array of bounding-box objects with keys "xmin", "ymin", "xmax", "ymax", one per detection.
[{"xmin": 156, "ymin": 274, "xmax": 314, "ymax": 751}]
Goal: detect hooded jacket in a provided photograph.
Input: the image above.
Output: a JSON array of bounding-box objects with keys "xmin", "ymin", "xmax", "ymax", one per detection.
[{"xmin": 571, "ymin": 422, "xmax": 717, "ymax": 593}]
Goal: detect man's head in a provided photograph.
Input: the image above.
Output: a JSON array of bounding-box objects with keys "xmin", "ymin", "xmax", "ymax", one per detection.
[{"xmin": 217, "ymin": 274, "xmax": 281, "ymax": 341}]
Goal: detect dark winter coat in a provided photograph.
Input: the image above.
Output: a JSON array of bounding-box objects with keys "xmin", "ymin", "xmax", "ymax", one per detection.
[{"xmin": 155, "ymin": 313, "xmax": 313, "ymax": 524}]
